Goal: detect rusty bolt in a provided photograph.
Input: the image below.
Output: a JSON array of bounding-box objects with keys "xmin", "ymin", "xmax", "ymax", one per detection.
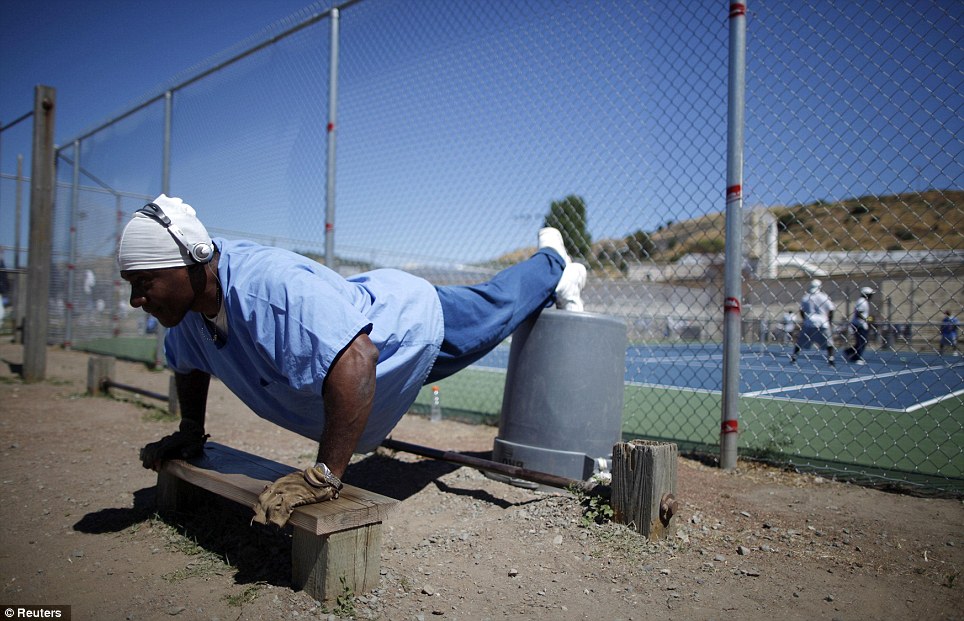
[{"xmin": 659, "ymin": 493, "xmax": 679, "ymax": 526}]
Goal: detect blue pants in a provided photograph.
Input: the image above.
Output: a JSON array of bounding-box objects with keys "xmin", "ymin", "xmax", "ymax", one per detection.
[{"xmin": 426, "ymin": 248, "xmax": 565, "ymax": 383}]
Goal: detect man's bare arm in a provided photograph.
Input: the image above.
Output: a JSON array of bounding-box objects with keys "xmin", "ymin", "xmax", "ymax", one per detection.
[
  {"xmin": 316, "ymin": 332, "xmax": 379, "ymax": 478},
  {"xmin": 139, "ymin": 369, "xmax": 211, "ymax": 470},
  {"xmin": 175, "ymin": 369, "xmax": 211, "ymax": 434}
]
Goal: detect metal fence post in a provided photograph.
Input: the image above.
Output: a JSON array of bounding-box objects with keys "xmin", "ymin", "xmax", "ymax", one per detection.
[
  {"xmin": 113, "ymin": 193, "xmax": 123, "ymax": 337},
  {"xmin": 23, "ymin": 85, "xmax": 56, "ymax": 382},
  {"xmin": 153, "ymin": 90, "xmax": 175, "ymax": 369},
  {"xmin": 720, "ymin": 1, "xmax": 747, "ymax": 470},
  {"xmin": 15, "ymin": 154, "xmax": 23, "ymax": 270},
  {"xmin": 13, "ymin": 154, "xmax": 25, "ymax": 342},
  {"xmin": 325, "ymin": 7, "xmax": 340, "ymax": 272},
  {"xmin": 65, "ymin": 140, "xmax": 81, "ymax": 348}
]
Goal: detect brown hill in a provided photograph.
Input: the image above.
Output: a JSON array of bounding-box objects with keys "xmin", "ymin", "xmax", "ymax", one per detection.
[
  {"xmin": 651, "ymin": 189, "xmax": 964, "ymax": 259},
  {"xmin": 493, "ymin": 189, "xmax": 964, "ymax": 266}
]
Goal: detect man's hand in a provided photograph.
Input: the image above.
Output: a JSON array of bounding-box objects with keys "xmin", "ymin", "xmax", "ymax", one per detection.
[
  {"xmin": 251, "ymin": 464, "xmax": 343, "ymax": 528},
  {"xmin": 139, "ymin": 428, "xmax": 209, "ymax": 470}
]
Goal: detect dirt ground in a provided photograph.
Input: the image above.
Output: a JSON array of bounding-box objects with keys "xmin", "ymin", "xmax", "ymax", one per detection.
[{"xmin": 0, "ymin": 343, "xmax": 961, "ymax": 621}]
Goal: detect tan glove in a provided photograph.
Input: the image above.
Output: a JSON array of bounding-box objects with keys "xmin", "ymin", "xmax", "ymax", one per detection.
[{"xmin": 251, "ymin": 463, "xmax": 343, "ymax": 527}]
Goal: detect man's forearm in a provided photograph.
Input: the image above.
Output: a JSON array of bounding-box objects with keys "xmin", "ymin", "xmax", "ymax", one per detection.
[
  {"xmin": 317, "ymin": 333, "xmax": 379, "ymax": 478},
  {"xmin": 175, "ymin": 369, "xmax": 211, "ymax": 433}
]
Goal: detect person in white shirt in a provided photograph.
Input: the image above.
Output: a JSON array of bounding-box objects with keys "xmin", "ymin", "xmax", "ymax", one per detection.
[
  {"xmin": 790, "ymin": 279, "xmax": 836, "ymax": 366},
  {"xmin": 780, "ymin": 309, "xmax": 796, "ymax": 345},
  {"xmin": 847, "ymin": 287, "xmax": 874, "ymax": 364}
]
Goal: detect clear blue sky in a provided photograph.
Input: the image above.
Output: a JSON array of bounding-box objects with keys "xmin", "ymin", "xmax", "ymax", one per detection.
[
  {"xmin": 1, "ymin": 0, "xmax": 322, "ymax": 144},
  {"xmin": 1, "ymin": 1, "xmax": 960, "ymax": 267},
  {"xmin": 0, "ymin": 0, "xmax": 326, "ymax": 264}
]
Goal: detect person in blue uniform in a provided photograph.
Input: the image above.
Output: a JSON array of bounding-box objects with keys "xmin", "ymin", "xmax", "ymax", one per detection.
[
  {"xmin": 940, "ymin": 310, "xmax": 959, "ymax": 356},
  {"xmin": 118, "ymin": 195, "xmax": 585, "ymax": 526}
]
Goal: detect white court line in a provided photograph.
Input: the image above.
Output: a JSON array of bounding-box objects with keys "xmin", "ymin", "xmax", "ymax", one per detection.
[
  {"xmin": 625, "ymin": 381, "xmax": 722, "ymax": 396},
  {"xmin": 905, "ymin": 386, "xmax": 964, "ymax": 412},
  {"xmin": 742, "ymin": 364, "xmax": 943, "ymax": 398},
  {"xmin": 629, "ymin": 355, "xmax": 724, "ymax": 365},
  {"xmin": 624, "ymin": 380, "xmax": 908, "ymax": 409},
  {"xmin": 625, "ymin": 380, "xmax": 912, "ymax": 413}
]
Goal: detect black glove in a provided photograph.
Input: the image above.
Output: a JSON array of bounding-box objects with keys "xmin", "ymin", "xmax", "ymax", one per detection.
[{"xmin": 139, "ymin": 420, "xmax": 209, "ymax": 470}]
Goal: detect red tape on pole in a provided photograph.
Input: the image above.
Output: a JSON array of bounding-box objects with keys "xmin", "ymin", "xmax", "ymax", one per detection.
[
  {"xmin": 729, "ymin": 4, "xmax": 746, "ymax": 18},
  {"xmin": 722, "ymin": 419, "xmax": 738, "ymax": 434},
  {"xmin": 724, "ymin": 297, "xmax": 741, "ymax": 314}
]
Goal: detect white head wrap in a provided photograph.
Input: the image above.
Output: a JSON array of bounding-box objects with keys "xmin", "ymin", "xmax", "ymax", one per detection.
[
  {"xmin": 117, "ymin": 195, "xmax": 213, "ymax": 271},
  {"xmin": 807, "ymin": 279, "xmax": 822, "ymax": 293},
  {"xmin": 860, "ymin": 287, "xmax": 875, "ymax": 296}
]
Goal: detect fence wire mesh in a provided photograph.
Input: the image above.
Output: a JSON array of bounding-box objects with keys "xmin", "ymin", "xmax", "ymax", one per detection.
[{"xmin": 1, "ymin": 0, "xmax": 961, "ymax": 493}]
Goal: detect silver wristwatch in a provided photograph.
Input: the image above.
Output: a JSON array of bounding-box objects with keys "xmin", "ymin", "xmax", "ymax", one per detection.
[{"xmin": 305, "ymin": 461, "xmax": 344, "ymax": 490}]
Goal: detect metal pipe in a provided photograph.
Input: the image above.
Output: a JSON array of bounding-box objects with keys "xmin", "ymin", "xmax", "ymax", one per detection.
[
  {"xmin": 15, "ymin": 154, "xmax": 23, "ymax": 270},
  {"xmin": 162, "ymin": 90, "xmax": 173, "ymax": 195},
  {"xmin": 0, "ymin": 110, "xmax": 34, "ymax": 132},
  {"xmin": 102, "ymin": 378, "xmax": 169, "ymax": 403},
  {"xmin": 720, "ymin": 1, "xmax": 747, "ymax": 470},
  {"xmin": 324, "ymin": 7, "xmax": 340, "ymax": 271},
  {"xmin": 154, "ymin": 91, "xmax": 174, "ymax": 369},
  {"xmin": 380, "ymin": 438, "xmax": 597, "ymax": 493},
  {"xmin": 65, "ymin": 140, "xmax": 81, "ymax": 349},
  {"xmin": 113, "ymin": 194, "xmax": 123, "ymax": 337}
]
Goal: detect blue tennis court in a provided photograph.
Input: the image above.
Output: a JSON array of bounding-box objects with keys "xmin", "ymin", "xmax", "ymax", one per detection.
[{"xmin": 625, "ymin": 344, "xmax": 964, "ymax": 412}]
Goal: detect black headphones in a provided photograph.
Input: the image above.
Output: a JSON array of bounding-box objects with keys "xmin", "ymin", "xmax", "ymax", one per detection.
[{"xmin": 137, "ymin": 201, "xmax": 213, "ymax": 264}]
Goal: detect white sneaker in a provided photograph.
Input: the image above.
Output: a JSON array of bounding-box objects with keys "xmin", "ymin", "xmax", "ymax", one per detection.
[
  {"xmin": 538, "ymin": 227, "xmax": 571, "ymax": 265},
  {"xmin": 855, "ymin": 359, "xmax": 866, "ymax": 365},
  {"xmin": 555, "ymin": 262, "xmax": 586, "ymax": 312}
]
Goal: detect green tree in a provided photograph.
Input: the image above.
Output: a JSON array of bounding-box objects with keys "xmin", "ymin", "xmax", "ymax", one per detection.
[
  {"xmin": 625, "ymin": 229, "xmax": 655, "ymax": 260},
  {"xmin": 544, "ymin": 195, "xmax": 592, "ymax": 259}
]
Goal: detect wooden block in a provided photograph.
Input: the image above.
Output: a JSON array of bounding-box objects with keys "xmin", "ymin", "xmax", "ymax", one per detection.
[
  {"xmin": 156, "ymin": 468, "xmax": 209, "ymax": 514},
  {"xmin": 610, "ymin": 440, "xmax": 678, "ymax": 539},
  {"xmin": 167, "ymin": 374, "xmax": 179, "ymax": 416},
  {"xmin": 292, "ymin": 523, "xmax": 382, "ymax": 600},
  {"xmin": 86, "ymin": 355, "xmax": 114, "ymax": 395},
  {"xmin": 157, "ymin": 442, "xmax": 398, "ymax": 601}
]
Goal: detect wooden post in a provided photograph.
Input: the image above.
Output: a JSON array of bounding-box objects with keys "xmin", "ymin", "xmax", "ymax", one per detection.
[
  {"xmin": 167, "ymin": 374, "xmax": 179, "ymax": 416},
  {"xmin": 86, "ymin": 355, "xmax": 115, "ymax": 396},
  {"xmin": 610, "ymin": 440, "xmax": 679, "ymax": 539},
  {"xmin": 23, "ymin": 85, "xmax": 56, "ymax": 382},
  {"xmin": 156, "ymin": 468, "xmax": 208, "ymax": 515}
]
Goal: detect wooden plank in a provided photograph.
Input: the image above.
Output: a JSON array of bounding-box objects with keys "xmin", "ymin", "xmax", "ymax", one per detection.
[
  {"xmin": 610, "ymin": 440, "xmax": 678, "ymax": 539},
  {"xmin": 159, "ymin": 442, "xmax": 397, "ymax": 535},
  {"xmin": 86, "ymin": 355, "xmax": 114, "ymax": 395}
]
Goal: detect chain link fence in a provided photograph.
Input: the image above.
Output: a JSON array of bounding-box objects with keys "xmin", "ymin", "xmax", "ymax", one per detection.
[{"xmin": 1, "ymin": 0, "xmax": 961, "ymax": 492}]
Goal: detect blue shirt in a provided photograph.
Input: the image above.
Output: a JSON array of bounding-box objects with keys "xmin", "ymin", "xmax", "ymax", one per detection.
[
  {"xmin": 942, "ymin": 315, "xmax": 959, "ymax": 338},
  {"xmin": 164, "ymin": 238, "xmax": 444, "ymax": 452}
]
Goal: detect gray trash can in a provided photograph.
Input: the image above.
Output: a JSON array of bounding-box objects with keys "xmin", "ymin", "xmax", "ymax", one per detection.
[{"xmin": 491, "ymin": 308, "xmax": 627, "ymax": 488}]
